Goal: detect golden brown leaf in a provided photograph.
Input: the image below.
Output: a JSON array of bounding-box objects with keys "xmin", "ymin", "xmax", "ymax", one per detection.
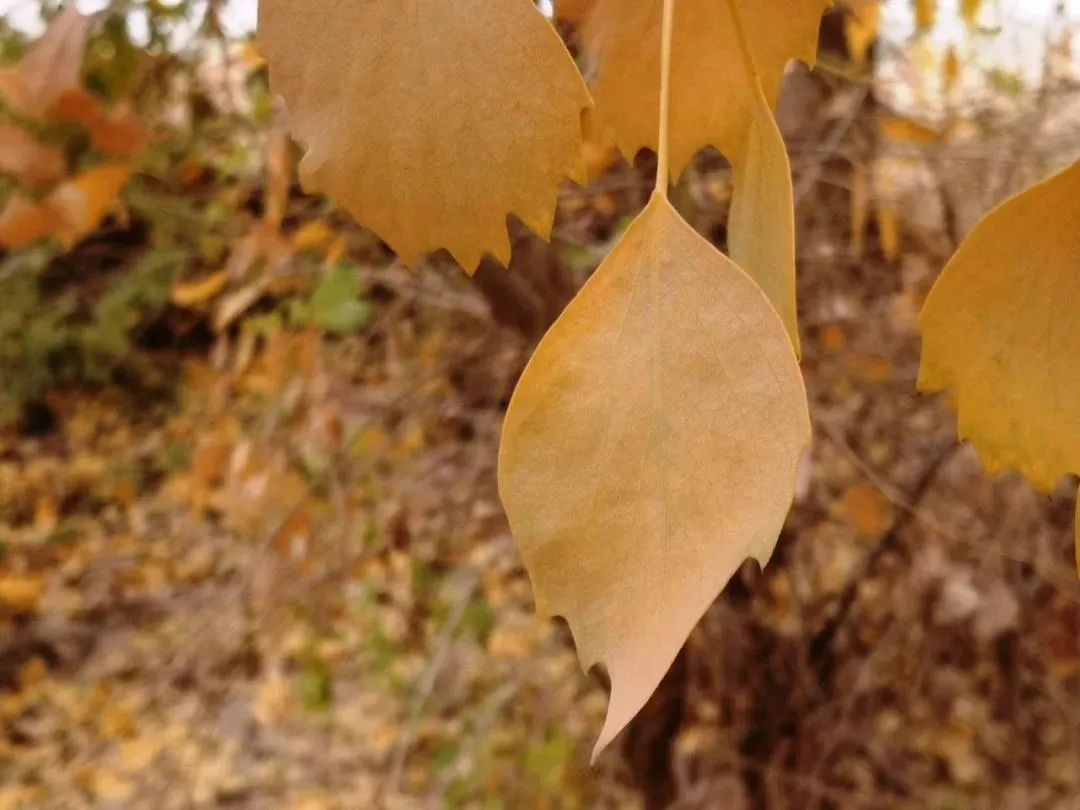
[
  {"xmin": 258, "ymin": 0, "xmax": 591, "ymax": 271},
  {"xmin": 172, "ymin": 271, "xmax": 230, "ymax": 308},
  {"xmin": 914, "ymin": 0, "xmax": 937, "ymax": 31},
  {"xmin": 499, "ymin": 194, "xmax": 810, "ymax": 757},
  {"xmin": 919, "ymin": 160, "xmax": 1080, "ymax": 491},
  {"xmin": 577, "ymin": 0, "xmax": 829, "ymax": 176},
  {"xmin": 0, "ymin": 124, "xmax": 65, "ymax": 185},
  {"xmin": 0, "ymin": 164, "xmax": 130, "ymax": 249},
  {"xmin": 726, "ymin": 0, "xmax": 801, "ymax": 351}
]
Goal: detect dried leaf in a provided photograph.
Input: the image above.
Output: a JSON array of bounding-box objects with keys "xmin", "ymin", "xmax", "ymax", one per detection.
[
  {"xmin": 499, "ymin": 194, "xmax": 810, "ymax": 757},
  {"xmin": 727, "ymin": 10, "xmax": 800, "ymax": 353},
  {"xmin": 89, "ymin": 108, "xmax": 149, "ymax": 157},
  {"xmin": 919, "ymin": 159, "xmax": 1080, "ymax": 491},
  {"xmin": 258, "ymin": 0, "xmax": 591, "ymax": 270},
  {"xmin": 837, "ymin": 484, "xmax": 891, "ymax": 536},
  {"xmin": 0, "ymin": 575, "xmax": 45, "ymax": 611},
  {"xmin": 0, "ymin": 124, "xmax": 65, "ymax": 185},
  {"xmin": 172, "ymin": 271, "xmax": 230, "ymax": 307},
  {"xmin": 575, "ymin": 0, "xmax": 829, "ymax": 176},
  {"xmin": 0, "ymin": 164, "xmax": 130, "ymax": 249},
  {"xmin": 5, "ymin": 7, "xmax": 94, "ymax": 117},
  {"xmin": 49, "ymin": 163, "xmax": 132, "ymax": 246}
]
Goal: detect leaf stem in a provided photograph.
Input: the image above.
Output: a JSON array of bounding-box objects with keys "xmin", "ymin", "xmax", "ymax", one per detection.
[{"xmin": 655, "ymin": 0, "xmax": 676, "ymax": 196}]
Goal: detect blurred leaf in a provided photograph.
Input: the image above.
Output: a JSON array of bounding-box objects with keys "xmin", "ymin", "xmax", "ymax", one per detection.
[
  {"xmin": 304, "ymin": 266, "xmax": 371, "ymax": 335},
  {"xmin": 3, "ymin": 6, "xmax": 94, "ymax": 117},
  {"xmin": 0, "ymin": 124, "xmax": 65, "ymax": 185}
]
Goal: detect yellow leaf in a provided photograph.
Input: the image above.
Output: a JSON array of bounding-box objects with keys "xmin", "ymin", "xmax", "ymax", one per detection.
[
  {"xmin": 49, "ymin": 163, "xmax": 132, "ymax": 246},
  {"xmin": 726, "ymin": 0, "xmax": 801, "ymax": 352},
  {"xmin": 961, "ymin": 0, "xmax": 982, "ymax": 24},
  {"xmin": 875, "ymin": 203, "xmax": 900, "ymax": 261},
  {"xmin": 836, "ymin": 484, "xmax": 891, "ymax": 536},
  {"xmin": 577, "ymin": 0, "xmax": 829, "ymax": 177},
  {"xmin": 0, "ymin": 124, "xmax": 65, "ymax": 185},
  {"xmin": 844, "ymin": 0, "xmax": 880, "ymax": 67},
  {"xmin": 0, "ymin": 164, "xmax": 130, "ymax": 249},
  {"xmin": 918, "ymin": 160, "xmax": 1080, "ymax": 491},
  {"xmin": 291, "ymin": 220, "xmax": 335, "ymax": 253},
  {"xmin": 499, "ymin": 194, "xmax": 810, "ymax": 758},
  {"xmin": 0, "ymin": 575, "xmax": 45, "ymax": 611},
  {"xmin": 172, "ymin": 270, "xmax": 230, "ymax": 307},
  {"xmin": 258, "ymin": 0, "xmax": 591, "ymax": 271},
  {"xmin": 914, "ymin": 0, "xmax": 936, "ymax": 31}
]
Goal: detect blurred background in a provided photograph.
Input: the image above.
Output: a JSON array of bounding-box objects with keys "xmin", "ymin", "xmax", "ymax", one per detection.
[{"xmin": 0, "ymin": 1, "xmax": 1078, "ymax": 807}]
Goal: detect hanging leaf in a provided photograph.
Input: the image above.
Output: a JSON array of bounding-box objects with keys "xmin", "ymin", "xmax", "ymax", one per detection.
[
  {"xmin": 0, "ymin": 6, "xmax": 94, "ymax": 117},
  {"xmin": 499, "ymin": 194, "xmax": 811, "ymax": 758},
  {"xmin": 919, "ymin": 160, "xmax": 1080, "ymax": 492},
  {"xmin": 571, "ymin": 0, "xmax": 829, "ymax": 176},
  {"xmin": 258, "ymin": 0, "xmax": 591, "ymax": 271},
  {"xmin": 726, "ymin": 0, "xmax": 801, "ymax": 352}
]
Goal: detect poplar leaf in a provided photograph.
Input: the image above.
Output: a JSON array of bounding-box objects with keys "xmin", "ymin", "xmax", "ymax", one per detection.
[
  {"xmin": 573, "ymin": 0, "xmax": 830, "ymax": 176},
  {"xmin": 258, "ymin": 0, "xmax": 591, "ymax": 272},
  {"xmin": 499, "ymin": 194, "xmax": 811, "ymax": 758},
  {"xmin": 728, "ymin": 54, "xmax": 800, "ymax": 353},
  {"xmin": 918, "ymin": 160, "xmax": 1080, "ymax": 492}
]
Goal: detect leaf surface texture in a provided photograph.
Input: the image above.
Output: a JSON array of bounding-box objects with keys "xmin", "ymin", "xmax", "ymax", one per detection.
[
  {"xmin": 499, "ymin": 194, "xmax": 810, "ymax": 757},
  {"xmin": 258, "ymin": 0, "xmax": 591, "ymax": 271},
  {"xmin": 919, "ymin": 160, "xmax": 1080, "ymax": 491}
]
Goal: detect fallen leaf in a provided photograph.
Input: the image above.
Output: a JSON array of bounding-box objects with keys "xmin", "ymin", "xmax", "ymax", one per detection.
[
  {"xmin": 0, "ymin": 575, "xmax": 45, "ymax": 611},
  {"xmin": 0, "ymin": 194, "xmax": 64, "ymax": 249},
  {"xmin": 258, "ymin": 0, "xmax": 591, "ymax": 270},
  {"xmin": 574, "ymin": 0, "xmax": 829, "ymax": 176},
  {"xmin": 0, "ymin": 125, "xmax": 66, "ymax": 185},
  {"xmin": 919, "ymin": 159, "xmax": 1080, "ymax": 491},
  {"xmin": 0, "ymin": 164, "xmax": 131, "ymax": 249},
  {"xmin": 499, "ymin": 193, "xmax": 810, "ymax": 758},
  {"xmin": 89, "ymin": 108, "xmax": 149, "ymax": 157},
  {"xmin": 172, "ymin": 270, "xmax": 230, "ymax": 307},
  {"xmin": 49, "ymin": 163, "xmax": 133, "ymax": 246},
  {"xmin": 836, "ymin": 484, "xmax": 891, "ymax": 536},
  {"xmin": 876, "ymin": 203, "xmax": 900, "ymax": 261}
]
